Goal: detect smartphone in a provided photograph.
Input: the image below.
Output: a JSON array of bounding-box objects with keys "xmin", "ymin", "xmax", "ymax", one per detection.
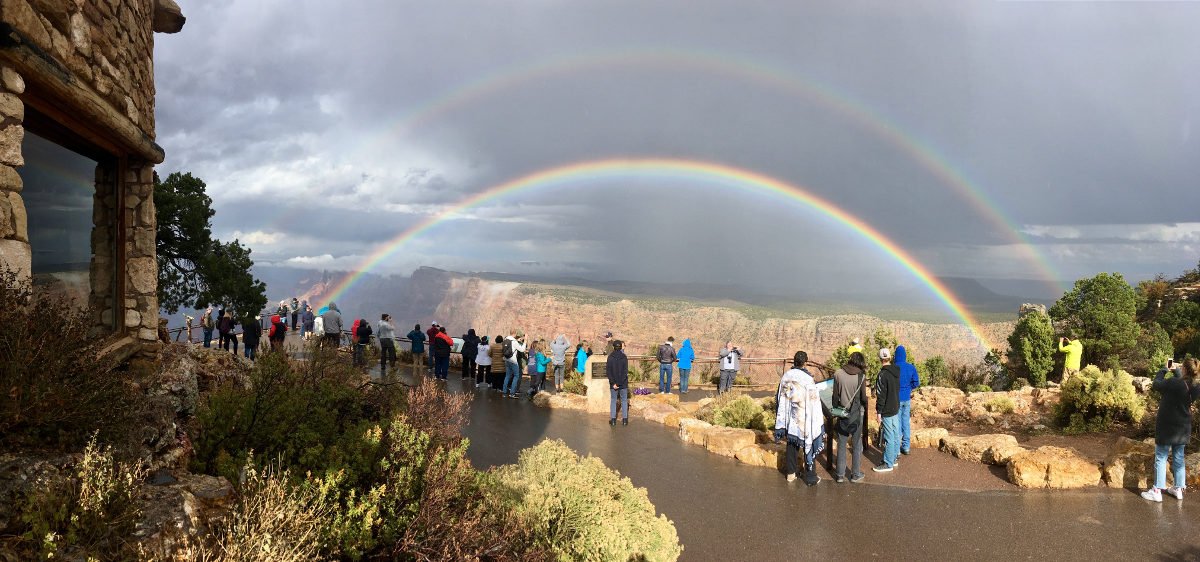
[{"xmin": 1167, "ymin": 359, "xmax": 1176, "ymax": 370}]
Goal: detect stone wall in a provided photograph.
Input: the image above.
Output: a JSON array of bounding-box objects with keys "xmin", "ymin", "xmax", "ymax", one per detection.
[
  {"xmin": 0, "ymin": 64, "xmax": 28, "ymax": 279},
  {"xmin": 123, "ymin": 160, "xmax": 158, "ymax": 345},
  {"xmin": 2, "ymin": 0, "xmax": 158, "ymax": 136}
]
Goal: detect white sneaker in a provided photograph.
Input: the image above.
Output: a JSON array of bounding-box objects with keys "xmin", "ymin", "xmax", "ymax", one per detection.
[
  {"xmin": 786, "ymin": 474, "xmax": 797, "ymax": 483},
  {"xmin": 872, "ymin": 464, "xmax": 893, "ymax": 473},
  {"xmin": 1141, "ymin": 488, "xmax": 1163, "ymax": 503},
  {"xmin": 1166, "ymin": 487, "xmax": 1184, "ymax": 500}
]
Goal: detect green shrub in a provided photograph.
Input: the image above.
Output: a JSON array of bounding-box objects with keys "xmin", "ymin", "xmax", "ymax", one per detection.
[
  {"xmin": 1055, "ymin": 365, "xmax": 1146, "ymax": 433},
  {"xmin": 1009, "ymin": 377, "xmax": 1031, "ymax": 390},
  {"xmin": 965, "ymin": 384, "xmax": 992, "ymax": 394},
  {"xmin": 0, "ymin": 272, "xmax": 145, "ymax": 450},
  {"xmin": 984, "ymin": 396, "xmax": 1015, "ymax": 414},
  {"xmin": 562, "ymin": 374, "xmax": 587, "ymax": 395},
  {"xmin": 16, "ymin": 435, "xmax": 146, "ymax": 560},
  {"xmin": 492, "ymin": 439, "xmax": 682, "ymax": 562},
  {"xmin": 1006, "ymin": 308, "xmax": 1055, "ymax": 387},
  {"xmin": 712, "ymin": 395, "xmax": 767, "ymax": 430}
]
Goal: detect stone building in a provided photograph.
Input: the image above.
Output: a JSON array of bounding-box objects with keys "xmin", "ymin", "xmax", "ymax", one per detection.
[{"xmin": 1, "ymin": 0, "xmax": 185, "ymax": 359}]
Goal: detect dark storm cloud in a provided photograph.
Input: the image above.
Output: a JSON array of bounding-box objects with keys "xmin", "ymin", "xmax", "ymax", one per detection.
[{"xmin": 154, "ymin": 0, "xmax": 1200, "ymax": 290}]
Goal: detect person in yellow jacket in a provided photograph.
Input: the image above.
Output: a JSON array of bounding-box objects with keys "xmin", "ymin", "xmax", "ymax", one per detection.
[
  {"xmin": 1059, "ymin": 335, "xmax": 1083, "ymax": 382},
  {"xmin": 847, "ymin": 338, "xmax": 864, "ymax": 357}
]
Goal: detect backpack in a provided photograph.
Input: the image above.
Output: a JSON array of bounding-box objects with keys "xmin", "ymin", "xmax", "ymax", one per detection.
[
  {"xmin": 503, "ymin": 338, "xmax": 515, "ymax": 360},
  {"xmin": 351, "ymin": 319, "xmax": 361, "ymax": 344}
]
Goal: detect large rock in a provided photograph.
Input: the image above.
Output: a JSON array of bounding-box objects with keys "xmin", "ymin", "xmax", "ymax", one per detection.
[
  {"xmin": 531, "ymin": 392, "xmax": 552, "ymax": 408},
  {"xmin": 642, "ymin": 402, "xmax": 677, "ymax": 424},
  {"xmin": 1007, "ymin": 446, "xmax": 1101, "ymax": 489},
  {"xmin": 1102, "ymin": 437, "xmax": 1155, "ymax": 489},
  {"xmin": 663, "ymin": 412, "xmax": 692, "ymax": 429},
  {"xmin": 1130, "ymin": 377, "xmax": 1153, "ymax": 394},
  {"xmin": 940, "ymin": 434, "xmax": 1021, "ymax": 465},
  {"xmin": 547, "ymin": 393, "xmax": 587, "ymax": 410},
  {"xmin": 584, "ymin": 378, "xmax": 610, "ymax": 414},
  {"xmin": 705, "ymin": 427, "xmax": 757, "ymax": 458},
  {"xmin": 910, "ymin": 427, "xmax": 948, "ymax": 449},
  {"xmin": 679, "ymin": 418, "xmax": 713, "ymax": 447},
  {"xmin": 736, "ymin": 443, "xmax": 783, "ymax": 469}
]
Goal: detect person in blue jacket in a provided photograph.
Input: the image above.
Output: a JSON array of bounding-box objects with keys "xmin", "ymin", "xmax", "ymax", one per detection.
[
  {"xmin": 407, "ymin": 324, "xmax": 426, "ymax": 370},
  {"xmin": 677, "ymin": 339, "xmax": 696, "ymax": 394},
  {"xmin": 895, "ymin": 345, "xmax": 922, "ymax": 456}
]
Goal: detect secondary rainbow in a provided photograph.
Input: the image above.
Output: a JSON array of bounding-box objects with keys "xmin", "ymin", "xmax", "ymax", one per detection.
[
  {"xmin": 318, "ymin": 158, "xmax": 995, "ymax": 350},
  {"xmin": 364, "ymin": 48, "xmax": 1063, "ymax": 291}
]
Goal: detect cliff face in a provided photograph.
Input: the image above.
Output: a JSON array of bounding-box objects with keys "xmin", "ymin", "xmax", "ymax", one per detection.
[{"xmin": 402, "ymin": 270, "xmax": 1012, "ymax": 371}]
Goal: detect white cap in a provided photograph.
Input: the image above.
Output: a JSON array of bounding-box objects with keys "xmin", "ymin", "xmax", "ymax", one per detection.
[
  {"xmin": 432, "ymin": 321, "xmax": 439, "ymax": 326},
  {"xmin": 879, "ymin": 348, "xmax": 892, "ymax": 361}
]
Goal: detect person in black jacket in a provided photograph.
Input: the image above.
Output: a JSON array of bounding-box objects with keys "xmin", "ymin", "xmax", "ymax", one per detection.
[
  {"xmin": 217, "ymin": 309, "xmax": 234, "ymax": 352},
  {"xmin": 1142, "ymin": 358, "xmax": 1200, "ymax": 502},
  {"xmin": 873, "ymin": 347, "xmax": 902, "ymax": 473},
  {"xmin": 461, "ymin": 329, "xmax": 480, "ymax": 380},
  {"xmin": 354, "ymin": 319, "xmax": 373, "ymax": 368},
  {"xmin": 607, "ymin": 340, "xmax": 630, "ymax": 426},
  {"xmin": 241, "ymin": 315, "xmax": 262, "ymax": 360}
]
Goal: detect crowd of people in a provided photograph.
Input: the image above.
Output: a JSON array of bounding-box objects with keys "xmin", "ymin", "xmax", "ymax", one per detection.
[{"xmin": 189, "ymin": 306, "xmax": 1198, "ymax": 496}]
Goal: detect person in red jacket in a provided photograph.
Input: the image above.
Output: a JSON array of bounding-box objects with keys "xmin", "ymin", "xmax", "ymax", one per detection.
[
  {"xmin": 268, "ymin": 314, "xmax": 287, "ymax": 354},
  {"xmin": 426, "ymin": 321, "xmax": 441, "ymax": 373},
  {"xmin": 431, "ymin": 326, "xmax": 455, "ymax": 380}
]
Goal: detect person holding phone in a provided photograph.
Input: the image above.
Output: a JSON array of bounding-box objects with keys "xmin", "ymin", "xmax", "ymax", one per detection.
[
  {"xmin": 1142, "ymin": 358, "xmax": 1200, "ymax": 502},
  {"xmin": 1058, "ymin": 334, "xmax": 1083, "ymax": 382}
]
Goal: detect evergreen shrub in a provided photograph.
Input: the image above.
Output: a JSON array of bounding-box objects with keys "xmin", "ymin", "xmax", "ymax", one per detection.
[{"xmin": 1055, "ymin": 365, "xmax": 1145, "ymax": 433}]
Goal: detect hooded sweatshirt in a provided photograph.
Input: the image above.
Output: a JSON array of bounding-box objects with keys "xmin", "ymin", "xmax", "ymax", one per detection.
[
  {"xmin": 575, "ymin": 346, "xmax": 589, "ymax": 373},
  {"xmin": 606, "ymin": 348, "xmax": 629, "ymax": 388},
  {"xmin": 462, "ymin": 329, "xmax": 480, "ymax": 359},
  {"xmin": 269, "ymin": 315, "xmax": 286, "ymax": 342},
  {"xmin": 896, "ymin": 345, "xmax": 921, "ymax": 402},
  {"xmin": 321, "ymin": 303, "xmax": 343, "ymax": 335},
  {"xmin": 875, "ymin": 363, "xmax": 902, "ymax": 417},
  {"xmin": 242, "ymin": 317, "xmax": 262, "ymax": 347},
  {"xmin": 550, "ymin": 335, "xmax": 571, "ymax": 366},
  {"xmin": 677, "ymin": 339, "xmax": 695, "ymax": 370},
  {"xmin": 833, "ymin": 362, "xmax": 867, "ymax": 411},
  {"xmin": 1153, "ymin": 368, "xmax": 1200, "ymax": 446},
  {"xmin": 433, "ymin": 331, "xmax": 454, "ymax": 358},
  {"xmin": 407, "ymin": 328, "xmax": 425, "ymax": 353}
]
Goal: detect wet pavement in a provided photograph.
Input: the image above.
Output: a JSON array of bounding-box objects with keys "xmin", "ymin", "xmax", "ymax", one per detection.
[{"xmin": 458, "ymin": 384, "xmax": 1200, "ymax": 561}]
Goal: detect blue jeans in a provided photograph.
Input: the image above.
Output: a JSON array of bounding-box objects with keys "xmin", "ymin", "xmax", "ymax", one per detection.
[
  {"xmin": 244, "ymin": 345, "xmax": 256, "ymax": 360},
  {"xmin": 203, "ymin": 327, "xmax": 213, "ymax": 348},
  {"xmin": 610, "ymin": 387, "xmax": 629, "ymax": 420},
  {"xmin": 435, "ymin": 356, "xmax": 450, "ymax": 379},
  {"xmin": 658, "ymin": 364, "xmax": 673, "ymax": 393},
  {"xmin": 899, "ymin": 400, "xmax": 912, "ymax": 453},
  {"xmin": 1154, "ymin": 444, "xmax": 1187, "ymax": 490},
  {"xmin": 503, "ymin": 361, "xmax": 521, "ymax": 395},
  {"xmin": 679, "ymin": 368, "xmax": 691, "ymax": 393},
  {"xmin": 881, "ymin": 415, "xmax": 900, "ymax": 467}
]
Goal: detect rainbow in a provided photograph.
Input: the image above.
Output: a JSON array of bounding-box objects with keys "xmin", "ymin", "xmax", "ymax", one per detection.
[
  {"xmin": 367, "ymin": 48, "xmax": 1062, "ymax": 291},
  {"xmin": 318, "ymin": 158, "xmax": 995, "ymax": 350}
]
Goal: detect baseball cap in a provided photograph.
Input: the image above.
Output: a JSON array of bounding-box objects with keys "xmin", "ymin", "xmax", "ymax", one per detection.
[
  {"xmin": 432, "ymin": 321, "xmax": 439, "ymax": 326},
  {"xmin": 852, "ymin": 338, "xmax": 861, "ymax": 345},
  {"xmin": 878, "ymin": 348, "xmax": 892, "ymax": 361}
]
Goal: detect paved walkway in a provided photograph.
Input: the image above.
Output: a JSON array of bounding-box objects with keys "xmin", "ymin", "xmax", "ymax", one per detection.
[{"xmin": 459, "ymin": 385, "xmax": 1200, "ymax": 560}]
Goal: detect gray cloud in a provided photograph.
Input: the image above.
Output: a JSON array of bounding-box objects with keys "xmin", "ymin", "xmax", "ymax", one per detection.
[{"xmin": 154, "ymin": 0, "xmax": 1200, "ymax": 296}]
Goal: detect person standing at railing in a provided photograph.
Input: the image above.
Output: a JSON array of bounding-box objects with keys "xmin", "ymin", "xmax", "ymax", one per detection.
[
  {"xmin": 218, "ymin": 309, "xmax": 235, "ymax": 353},
  {"xmin": 433, "ymin": 326, "xmax": 454, "ymax": 381},
  {"xmin": 461, "ymin": 329, "xmax": 480, "ymax": 381},
  {"xmin": 201, "ymin": 306, "xmax": 214, "ymax": 348},
  {"xmin": 550, "ymin": 334, "xmax": 571, "ymax": 392},
  {"xmin": 290, "ymin": 297, "xmax": 300, "ymax": 331},
  {"xmin": 774, "ymin": 351, "xmax": 823, "ymax": 486},
  {"xmin": 301, "ymin": 303, "xmax": 314, "ymax": 340},
  {"xmin": 378, "ymin": 314, "xmax": 397, "ymax": 377},
  {"xmin": 476, "ymin": 336, "xmax": 492, "ymax": 388},
  {"xmin": 895, "ymin": 345, "xmax": 921, "ymax": 456},
  {"xmin": 321, "ymin": 303, "xmax": 343, "ymax": 348},
  {"xmin": 832, "ymin": 351, "xmax": 868, "ymax": 483},
  {"xmin": 718, "ymin": 342, "xmax": 742, "ymax": 394},
  {"xmin": 354, "ymin": 318, "xmax": 373, "ymax": 369},
  {"xmin": 490, "ymin": 335, "xmax": 506, "ymax": 390},
  {"xmin": 677, "ymin": 339, "xmax": 695, "ymax": 394},
  {"xmin": 407, "ymin": 324, "xmax": 426, "ymax": 371},
  {"xmin": 657, "ymin": 336, "xmax": 677, "ymax": 394},
  {"xmin": 242, "ymin": 314, "xmax": 262, "ymax": 360},
  {"xmin": 528, "ymin": 339, "xmax": 551, "ymax": 398},
  {"xmin": 426, "ymin": 322, "xmax": 441, "ymax": 373},
  {"xmin": 502, "ymin": 329, "xmax": 526, "ymax": 397},
  {"xmin": 608, "ymin": 340, "xmax": 630, "ymax": 426},
  {"xmin": 873, "ymin": 348, "xmax": 902, "ymax": 473},
  {"xmin": 268, "ymin": 314, "xmax": 287, "ymax": 354},
  {"xmin": 574, "ymin": 342, "xmax": 590, "ymax": 379}
]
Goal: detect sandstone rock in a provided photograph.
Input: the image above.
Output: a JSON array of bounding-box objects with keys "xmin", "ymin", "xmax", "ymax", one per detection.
[
  {"xmin": 642, "ymin": 402, "xmax": 676, "ymax": 424},
  {"xmin": 3, "ymin": 0, "xmax": 52, "ymax": 50},
  {"xmin": 127, "ymin": 256, "xmax": 156, "ymax": 294},
  {"xmin": 663, "ymin": 412, "xmax": 692, "ymax": 429},
  {"xmin": 1188, "ymin": 453, "xmax": 1200, "ymax": 489},
  {"xmin": 910, "ymin": 427, "xmax": 948, "ymax": 449},
  {"xmin": 735, "ymin": 443, "xmax": 783, "ymax": 469},
  {"xmin": 0, "ymin": 239, "xmax": 31, "ymax": 280},
  {"xmin": 0, "ymin": 125, "xmax": 24, "ymax": 167},
  {"xmin": 1101, "ymin": 437, "xmax": 1154, "ymax": 489},
  {"xmin": 679, "ymin": 418, "xmax": 713, "ymax": 447},
  {"xmin": 0, "ymin": 93, "xmax": 23, "ymax": 122},
  {"xmin": 1007, "ymin": 446, "xmax": 1101, "ymax": 489},
  {"xmin": 126, "ymin": 308, "xmax": 142, "ymax": 328},
  {"xmin": 0, "ymin": 164, "xmax": 20, "ymax": 192},
  {"xmin": 547, "ymin": 393, "xmax": 586, "ymax": 410},
  {"xmin": 7, "ymin": 192, "xmax": 26, "ymax": 242},
  {"xmin": 531, "ymin": 392, "xmax": 551, "ymax": 408},
  {"xmin": 705, "ymin": 427, "xmax": 757, "ymax": 458},
  {"xmin": 1, "ymin": 68, "xmax": 25, "ymax": 95},
  {"xmin": 153, "ymin": 0, "xmax": 187, "ymax": 33},
  {"xmin": 940, "ymin": 434, "xmax": 1019, "ymax": 465}
]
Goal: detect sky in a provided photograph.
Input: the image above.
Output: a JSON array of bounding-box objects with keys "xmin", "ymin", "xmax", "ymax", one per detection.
[{"xmin": 153, "ymin": 0, "xmax": 1200, "ymax": 300}]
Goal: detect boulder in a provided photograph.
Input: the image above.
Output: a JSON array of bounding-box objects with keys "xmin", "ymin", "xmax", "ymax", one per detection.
[
  {"xmin": 735, "ymin": 443, "xmax": 783, "ymax": 469},
  {"xmin": 531, "ymin": 392, "xmax": 552, "ymax": 408},
  {"xmin": 705, "ymin": 427, "xmax": 757, "ymax": 458},
  {"xmin": 642, "ymin": 402, "xmax": 677, "ymax": 424},
  {"xmin": 584, "ymin": 378, "xmax": 610, "ymax": 414},
  {"xmin": 679, "ymin": 418, "xmax": 714, "ymax": 447},
  {"xmin": 663, "ymin": 412, "xmax": 692, "ymax": 429},
  {"xmin": 1130, "ymin": 377, "xmax": 1153, "ymax": 394},
  {"xmin": 548, "ymin": 393, "xmax": 587, "ymax": 410},
  {"xmin": 1101, "ymin": 437, "xmax": 1155, "ymax": 489},
  {"xmin": 910, "ymin": 428, "xmax": 948, "ymax": 449},
  {"xmin": 940, "ymin": 434, "xmax": 1020, "ymax": 465},
  {"xmin": 1007, "ymin": 446, "xmax": 1101, "ymax": 489}
]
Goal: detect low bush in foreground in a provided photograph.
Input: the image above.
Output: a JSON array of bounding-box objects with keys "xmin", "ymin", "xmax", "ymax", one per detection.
[
  {"xmin": 493, "ymin": 439, "xmax": 682, "ymax": 562},
  {"xmin": 1055, "ymin": 365, "xmax": 1145, "ymax": 433},
  {"xmin": 984, "ymin": 396, "xmax": 1015, "ymax": 414},
  {"xmin": 563, "ymin": 373, "xmax": 587, "ymax": 395}
]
